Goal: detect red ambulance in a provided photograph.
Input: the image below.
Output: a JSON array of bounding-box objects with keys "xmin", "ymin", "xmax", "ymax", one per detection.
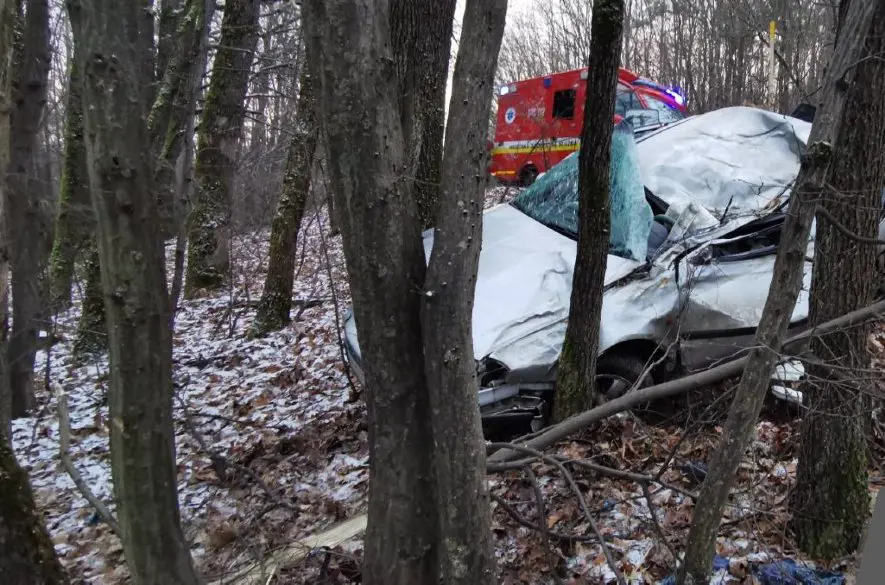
[{"xmin": 489, "ymin": 67, "xmax": 688, "ymax": 186}]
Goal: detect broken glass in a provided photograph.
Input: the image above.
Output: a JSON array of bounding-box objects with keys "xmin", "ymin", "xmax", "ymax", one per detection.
[{"xmin": 509, "ymin": 121, "xmax": 653, "ymax": 261}]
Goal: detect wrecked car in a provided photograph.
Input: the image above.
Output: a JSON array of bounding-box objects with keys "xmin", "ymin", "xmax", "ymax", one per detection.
[{"xmin": 342, "ymin": 106, "xmax": 865, "ymax": 433}]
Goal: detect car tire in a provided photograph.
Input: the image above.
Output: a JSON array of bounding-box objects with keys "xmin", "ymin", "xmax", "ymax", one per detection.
[{"xmin": 594, "ymin": 353, "xmax": 654, "ymax": 404}]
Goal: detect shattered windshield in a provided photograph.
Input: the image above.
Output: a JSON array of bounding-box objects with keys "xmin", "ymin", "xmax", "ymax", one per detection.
[{"xmin": 510, "ymin": 122, "xmax": 654, "ymax": 261}]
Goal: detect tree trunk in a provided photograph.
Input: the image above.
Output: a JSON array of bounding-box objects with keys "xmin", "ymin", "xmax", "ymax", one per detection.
[
  {"xmin": 149, "ymin": 0, "xmax": 211, "ymax": 235},
  {"xmin": 0, "ymin": 432, "xmax": 68, "ymax": 585},
  {"xmin": 49, "ymin": 51, "xmax": 92, "ymax": 309},
  {"xmin": 156, "ymin": 0, "xmax": 184, "ymax": 86},
  {"xmin": 6, "ymin": 0, "xmax": 51, "ymax": 418},
  {"xmin": 390, "ymin": 0, "xmax": 457, "ymax": 229},
  {"xmin": 422, "ymin": 1, "xmax": 507, "ymax": 583},
  {"xmin": 184, "ymin": 0, "xmax": 259, "ymax": 297},
  {"xmin": 304, "ymin": 1, "xmax": 439, "ymax": 583},
  {"xmin": 71, "ymin": 0, "xmax": 201, "ymax": 582},
  {"xmin": 552, "ymin": 0, "xmax": 624, "ymax": 423},
  {"xmin": 678, "ymin": 1, "xmax": 879, "ymax": 582},
  {"xmin": 72, "ymin": 244, "xmax": 105, "ymax": 357},
  {"xmin": 790, "ymin": 1, "xmax": 885, "ymax": 559},
  {"xmin": 252, "ymin": 52, "xmax": 316, "ymax": 335},
  {"xmin": 307, "ymin": 0, "xmax": 506, "ymax": 583},
  {"xmin": 0, "ymin": 0, "xmax": 15, "ymax": 435}
]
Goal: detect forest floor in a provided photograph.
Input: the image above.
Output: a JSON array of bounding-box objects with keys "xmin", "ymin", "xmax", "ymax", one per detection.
[{"xmin": 11, "ymin": 185, "xmax": 885, "ymax": 584}]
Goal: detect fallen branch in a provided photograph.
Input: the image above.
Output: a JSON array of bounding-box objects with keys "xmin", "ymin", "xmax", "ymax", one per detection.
[
  {"xmin": 209, "ymin": 513, "xmax": 368, "ymax": 585},
  {"xmin": 54, "ymin": 383, "xmax": 121, "ymax": 535},
  {"xmin": 489, "ymin": 297, "xmax": 885, "ymax": 463},
  {"xmin": 487, "ymin": 442, "xmax": 626, "ymax": 585}
]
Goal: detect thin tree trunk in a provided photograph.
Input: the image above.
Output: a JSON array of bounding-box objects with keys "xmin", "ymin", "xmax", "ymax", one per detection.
[
  {"xmin": 6, "ymin": 0, "xmax": 51, "ymax": 418},
  {"xmin": 149, "ymin": 0, "xmax": 212, "ymax": 236},
  {"xmin": 790, "ymin": 0, "xmax": 885, "ymax": 559},
  {"xmin": 0, "ymin": 0, "xmax": 15, "ymax": 435},
  {"xmin": 304, "ymin": 1, "xmax": 439, "ymax": 583},
  {"xmin": 72, "ymin": 244, "xmax": 104, "ymax": 357},
  {"xmin": 422, "ymin": 1, "xmax": 507, "ymax": 583},
  {"xmin": 49, "ymin": 52, "xmax": 91, "ymax": 309},
  {"xmin": 678, "ymin": 1, "xmax": 879, "ymax": 581},
  {"xmin": 553, "ymin": 0, "xmax": 624, "ymax": 422},
  {"xmin": 184, "ymin": 0, "xmax": 259, "ymax": 296},
  {"xmin": 0, "ymin": 432, "xmax": 69, "ymax": 585},
  {"xmin": 71, "ymin": 0, "xmax": 201, "ymax": 582},
  {"xmin": 252, "ymin": 52, "xmax": 316, "ymax": 335}
]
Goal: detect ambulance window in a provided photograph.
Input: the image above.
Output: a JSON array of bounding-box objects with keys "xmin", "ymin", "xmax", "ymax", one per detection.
[{"xmin": 553, "ymin": 89, "xmax": 576, "ymax": 119}]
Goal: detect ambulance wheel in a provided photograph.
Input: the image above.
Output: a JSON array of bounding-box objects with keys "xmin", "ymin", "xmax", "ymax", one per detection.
[{"xmin": 519, "ymin": 166, "xmax": 538, "ymax": 187}]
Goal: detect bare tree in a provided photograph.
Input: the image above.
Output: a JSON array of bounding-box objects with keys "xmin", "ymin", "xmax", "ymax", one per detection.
[
  {"xmin": 553, "ymin": 0, "xmax": 625, "ymax": 422},
  {"xmin": 70, "ymin": 0, "xmax": 202, "ymax": 581},
  {"xmin": 6, "ymin": 0, "xmax": 51, "ymax": 417},
  {"xmin": 678, "ymin": 1, "xmax": 880, "ymax": 581},
  {"xmin": 48, "ymin": 50, "xmax": 90, "ymax": 309},
  {"xmin": 304, "ymin": 0, "xmax": 507, "ymax": 583},
  {"xmin": 790, "ymin": 0, "xmax": 885, "ymax": 558},
  {"xmin": 422, "ymin": 0, "xmax": 508, "ymax": 580},
  {"xmin": 252, "ymin": 44, "xmax": 316, "ymax": 335},
  {"xmin": 0, "ymin": 1, "xmax": 67, "ymax": 580},
  {"xmin": 184, "ymin": 0, "xmax": 260, "ymax": 297}
]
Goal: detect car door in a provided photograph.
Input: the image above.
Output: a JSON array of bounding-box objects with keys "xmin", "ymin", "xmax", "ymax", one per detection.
[{"xmin": 675, "ymin": 215, "xmax": 813, "ymax": 373}]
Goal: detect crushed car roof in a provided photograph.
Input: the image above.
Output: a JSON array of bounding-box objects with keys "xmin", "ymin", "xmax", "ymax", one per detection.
[{"xmin": 635, "ymin": 106, "xmax": 811, "ymax": 220}]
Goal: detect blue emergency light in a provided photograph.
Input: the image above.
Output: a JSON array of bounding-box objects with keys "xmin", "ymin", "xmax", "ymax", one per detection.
[{"xmin": 543, "ymin": 77, "xmax": 552, "ymax": 88}]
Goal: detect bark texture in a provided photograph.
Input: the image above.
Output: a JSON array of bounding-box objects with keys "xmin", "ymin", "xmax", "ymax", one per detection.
[
  {"xmin": 0, "ymin": 0, "xmax": 14, "ymax": 434},
  {"xmin": 790, "ymin": 1, "xmax": 885, "ymax": 558},
  {"xmin": 252, "ymin": 51, "xmax": 316, "ymax": 335},
  {"xmin": 421, "ymin": 2, "xmax": 507, "ymax": 583},
  {"xmin": 6, "ymin": 0, "xmax": 51, "ymax": 418},
  {"xmin": 390, "ymin": 0, "xmax": 457, "ymax": 228},
  {"xmin": 552, "ymin": 0, "xmax": 624, "ymax": 423},
  {"xmin": 0, "ymin": 432, "xmax": 68, "ymax": 585},
  {"xmin": 149, "ymin": 0, "xmax": 211, "ymax": 234},
  {"xmin": 71, "ymin": 0, "xmax": 201, "ymax": 582},
  {"xmin": 72, "ymin": 244, "xmax": 104, "ymax": 357},
  {"xmin": 305, "ymin": 2, "xmax": 438, "ymax": 582},
  {"xmin": 49, "ymin": 51, "xmax": 91, "ymax": 309},
  {"xmin": 678, "ymin": 1, "xmax": 879, "ymax": 581},
  {"xmin": 307, "ymin": 1, "xmax": 506, "ymax": 583},
  {"xmin": 184, "ymin": 0, "xmax": 259, "ymax": 296}
]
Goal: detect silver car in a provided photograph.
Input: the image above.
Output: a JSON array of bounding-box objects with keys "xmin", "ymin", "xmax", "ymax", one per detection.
[{"xmin": 342, "ymin": 106, "xmax": 878, "ymax": 432}]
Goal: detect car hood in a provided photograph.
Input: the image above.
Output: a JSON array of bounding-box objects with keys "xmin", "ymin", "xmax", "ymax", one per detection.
[{"xmin": 421, "ymin": 204, "xmax": 643, "ymax": 361}]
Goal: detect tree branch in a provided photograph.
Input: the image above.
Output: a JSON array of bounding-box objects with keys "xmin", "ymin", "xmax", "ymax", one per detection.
[
  {"xmin": 54, "ymin": 383, "xmax": 121, "ymax": 535},
  {"xmin": 489, "ymin": 297, "xmax": 885, "ymax": 463}
]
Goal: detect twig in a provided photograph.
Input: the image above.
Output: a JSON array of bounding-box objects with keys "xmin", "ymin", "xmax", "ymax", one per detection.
[
  {"xmin": 314, "ymin": 167, "xmax": 359, "ymax": 401},
  {"xmin": 487, "ymin": 442, "xmax": 626, "ymax": 585},
  {"xmin": 816, "ymin": 204, "xmax": 885, "ymax": 245},
  {"xmin": 641, "ymin": 482, "xmax": 679, "ymax": 568},
  {"xmin": 490, "ymin": 493, "xmax": 611, "ymax": 543},
  {"xmin": 524, "ymin": 465, "xmax": 563, "ymax": 584},
  {"xmin": 173, "ymin": 392, "xmax": 297, "ymax": 514},
  {"xmin": 54, "ymin": 383, "xmax": 121, "ymax": 535}
]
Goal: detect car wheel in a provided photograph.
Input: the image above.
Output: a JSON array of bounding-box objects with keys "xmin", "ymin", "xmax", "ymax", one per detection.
[{"xmin": 594, "ymin": 353, "xmax": 654, "ymax": 404}]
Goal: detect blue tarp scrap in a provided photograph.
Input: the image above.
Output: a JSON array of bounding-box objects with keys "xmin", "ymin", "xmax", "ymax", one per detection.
[{"xmin": 660, "ymin": 555, "xmax": 844, "ymax": 585}]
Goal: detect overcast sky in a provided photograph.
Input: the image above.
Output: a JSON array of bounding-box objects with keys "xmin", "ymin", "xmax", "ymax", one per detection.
[{"xmin": 445, "ymin": 0, "xmax": 535, "ymax": 114}]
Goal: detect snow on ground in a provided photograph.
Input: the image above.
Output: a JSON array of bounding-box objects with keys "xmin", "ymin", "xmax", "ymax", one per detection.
[
  {"xmin": 12, "ymin": 207, "xmax": 367, "ymax": 583},
  {"xmin": 9, "ymin": 186, "xmax": 882, "ymax": 584}
]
